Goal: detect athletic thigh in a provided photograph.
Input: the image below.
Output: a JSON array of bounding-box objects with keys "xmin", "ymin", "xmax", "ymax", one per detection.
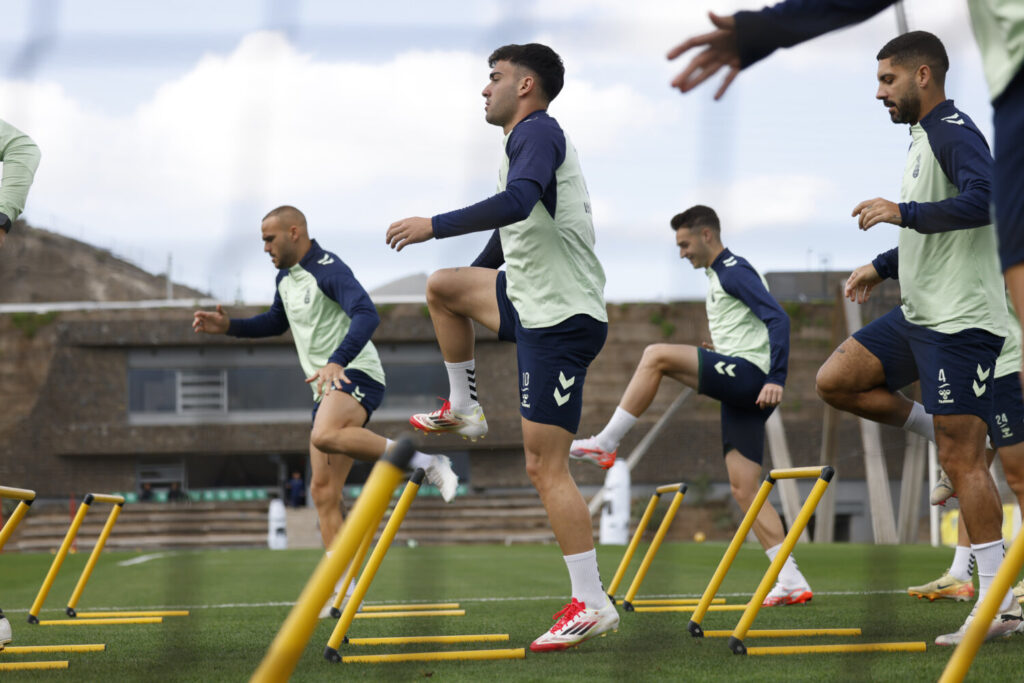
[
  {"xmin": 428, "ymin": 266, "xmax": 501, "ymax": 333},
  {"xmin": 720, "ymin": 402, "xmax": 771, "ymax": 465},
  {"xmin": 840, "ymin": 307, "xmax": 916, "ymax": 392},
  {"xmin": 908, "ymin": 324, "xmax": 1002, "ymax": 418}
]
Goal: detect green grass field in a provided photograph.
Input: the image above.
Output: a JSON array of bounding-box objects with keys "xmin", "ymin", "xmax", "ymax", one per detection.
[{"xmin": 1, "ymin": 541, "xmax": 1020, "ymax": 681}]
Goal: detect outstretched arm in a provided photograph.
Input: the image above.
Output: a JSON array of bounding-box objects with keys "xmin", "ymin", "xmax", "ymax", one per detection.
[
  {"xmin": 668, "ymin": 1, "xmax": 895, "ymax": 99},
  {"xmin": 0, "ymin": 119, "xmax": 42, "ymax": 249}
]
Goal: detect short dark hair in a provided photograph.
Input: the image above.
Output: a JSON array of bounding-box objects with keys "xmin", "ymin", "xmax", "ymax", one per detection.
[
  {"xmin": 671, "ymin": 205, "xmax": 720, "ymax": 233},
  {"xmin": 877, "ymin": 31, "xmax": 949, "ymax": 86},
  {"xmin": 488, "ymin": 43, "xmax": 565, "ymax": 102},
  {"xmin": 263, "ymin": 205, "xmax": 306, "ymax": 228}
]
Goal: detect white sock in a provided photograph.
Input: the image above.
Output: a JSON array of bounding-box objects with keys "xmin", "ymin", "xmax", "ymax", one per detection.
[
  {"xmin": 445, "ymin": 360, "xmax": 478, "ymax": 411},
  {"xmin": 973, "ymin": 539, "xmax": 1015, "ymax": 612},
  {"xmin": 765, "ymin": 543, "xmax": 808, "ymax": 589},
  {"xmin": 386, "ymin": 438, "xmax": 434, "ymax": 471},
  {"xmin": 949, "ymin": 545, "xmax": 975, "ymax": 582},
  {"xmin": 595, "ymin": 407, "xmax": 638, "ymax": 453},
  {"xmin": 563, "ymin": 549, "xmax": 608, "ymax": 608},
  {"xmin": 902, "ymin": 401, "xmax": 935, "ymax": 442}
]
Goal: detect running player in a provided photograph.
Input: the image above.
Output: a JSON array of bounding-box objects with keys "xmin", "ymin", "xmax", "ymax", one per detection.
[
  {"xmin": 0, "ymin": 117, "xmax": 41, "ymax": 650},
  {"xmin": 666, "ymin": 1, "xmax": 1024, "ymax": 378},
  {"xmin": 384, "ymin": 44, "xmax": 618, "ymax": 652},
  {"xmin": 194, "ymin": 205, "xmax": 458, "ymax": 616},
  {"xmin": 847, "ymin": 251, "xmax": 1024, "ymax": 603},
  {"xmin": 572, "ymin": 205, "xmax": 813, "ymax": 606},
  {"xmin": 809, "ymin": 34, "xmax": 1020, "ymax": 644}
]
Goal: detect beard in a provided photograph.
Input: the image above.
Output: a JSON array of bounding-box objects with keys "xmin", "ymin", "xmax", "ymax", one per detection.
[{"xmin": 886, "ymin": 91, "xmax": 922, "ymax": 125}]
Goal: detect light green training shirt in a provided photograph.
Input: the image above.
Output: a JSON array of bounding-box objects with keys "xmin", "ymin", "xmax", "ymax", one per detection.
[{"xmin": 0, "ymin": 118, "xmax": 41, "ymax": 221}]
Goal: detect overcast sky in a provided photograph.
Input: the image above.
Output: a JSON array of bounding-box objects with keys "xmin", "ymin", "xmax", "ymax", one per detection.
[{"xmin": 0, "ymin": 0, "xmax": 993, "ymax": 303}]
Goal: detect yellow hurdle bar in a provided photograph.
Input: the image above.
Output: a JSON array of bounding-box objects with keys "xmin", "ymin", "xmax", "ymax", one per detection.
[
  {"xmin": 1, "ymin": 643, "xmax": 106, "ymax": 653},
  {"xmin": 38, "ymin": 617, "xmax": 162, "ymax": 625},
  {"xmin": 87, "ymin": 493, "xmax": 126, "ymax": 505},
  {"xmin": 341, "ymin": 648, "xmax": 526, "ymax": 664},
  {"xmin": 324, "ymin": 470, "xmax": 424, "ymax": 661},
  {"xmin": 352, "ymin": 609, "xmax": 465, "ymax": 619},
  {"xmin": 250, "ymin": 438, "xmax": 413, "ymax": 683},
  {"xmin": 687, "ymin": 478, "xmax": 775, "ymax": 637},
  {"xmin": 360, "ymin": 603, "xmax": 460, "ymax": 612},
  {"xmin": 606, "ymin": 488, "xmax": 662, "ymax": 601},
  {"xmin": 66, "ymin": 503, "xmax": 123, "ymax": 616},
  {"xmin": 329, "ymin": 527, "xmax": 376, "ymax": 618},
  {"xmin": 768, "ymin": 466, "xmax": 827, "ymax": 480},
  {"xmin": 623, "ymin": 484, "xmax": 687, "ymax": 611},
  {"xmin": 28, "ymin": 497, "xmax": 93, "ymax": 623},
  {"xmin": 0, "ymin": 661, "xmax": 70, "ymax": 671},
  {"xmin": 0, "ymin": 486, "xmax": 35, "ymax": 553},
  {"xmin": 347, "ymin": 634, "xmax": 509, "ymax": 646},
  {"xmin": 635, "ymin": 605, "xmax": 748, "ymax": 613},
  {"xmin": 74, "ymin": 611, "xmax": 189, "ymax": 618},
  {"xmin": 630, "ymin": 598, "xmax": 725, "ymax": 606},
  {"xmin": 940, "ymin": 523, "xmax": 1024, "ymax": 683},
  {"xmin": 746, "ymin": 642, "xmax": 926, "ymax": 656},
  {"xmin": 702, "ymin": 628, "xmax": 861, "ymax": 638},
  {"xmin": 728, "ymin": 468, "xmax": 835, "ymax": 655}
]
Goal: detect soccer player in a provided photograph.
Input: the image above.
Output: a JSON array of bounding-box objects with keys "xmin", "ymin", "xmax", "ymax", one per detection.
[
  {"xmin": 809, "ymin": 33, "xmax": 1021, "ymax": 644},
  {"xmin": 572, "ymin": 205, "xmax": 813, "ymax": 606},
  {"xmin": 0, "ymin": 118, "xmax": 41, "ymax": 251},
  {"xmin": 384, "ymin": 44, "xmax": 618, "ymax": 652},
  {"xmin": 848, "ymin": 252, "xmax": 1024, "ymax": 603},
  {"xmin": 666, "ymin": 1, "xmax": 1024, "ymax": 377},
  {"xmin": 194, "ymin": 205, "xmax": 458, "ymax": 616},
  {"xmin": 0, "ymin": 117, "xmax": 40, "ymax": 650}
]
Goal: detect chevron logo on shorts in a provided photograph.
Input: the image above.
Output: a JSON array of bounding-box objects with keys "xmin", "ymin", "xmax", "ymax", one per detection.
[
  {"xmin": 714, "ymin": 361, "xmax": 736, "ymax": 377},
  {"xmin": 352, "ymin": 386, "xmax": 365, "ymax": 403},
  {"xmin": 553, "ymin": 372, "xmax": 575, "ymax": 407}
]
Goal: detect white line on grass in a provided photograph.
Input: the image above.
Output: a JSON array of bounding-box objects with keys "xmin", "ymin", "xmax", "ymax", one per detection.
[
  {"xmin": 116, "ymin": 552, "xmax": 169, "ymax": 567},
  {"xmin": 0, "ymin": 589, "xmax": 906, "ymax": 614}
]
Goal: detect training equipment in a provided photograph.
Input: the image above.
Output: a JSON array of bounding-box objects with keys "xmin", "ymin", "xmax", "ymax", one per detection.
[
  {"xmin": 252, "ymin": 438, "xmax": 414, "ymax": 682},
  {"xmin": 409, "ymin": 399, "xmax": 488, "ymax": 441},
  {"xmin": 606, "ymin": 482, "xmax": 687, "ymax": 609},
  {"xmin": 702, "ymin": 628, "xmax": 861, "ymax": 638},
  {"xmin": 0, "ymin": 485, "xmax": 35, "ymax": 552},
  {"xmin": 569, "ymin": 436, "xmax": 617, "ymax": 470},
  {"xmin": 0, "ymin": 661, "xmax": 70, "ymax": 671},
  {"xmin": 324, "ymin": 470, "xmax": 426, "ymax": 659},
  {"xmin": 908, "ymin": 572, "xmax": 974, "ymax": 602},
  {"xmin": 746, "ymin": 642, "xmax": 927, "ymax": 656},
  {"xmin": 1, "ymin": 643, "xmax": 105, "ymax": 653},
  {"xmin": 72, "ymin": 611, "xmax": 189, "ymax": 618},
  {"xmin": 359, "ymin": 603, "xmax": 460, "ymax": 612},
  {"xmin": 529, "ymin": 598, "xmax": 619, "ymax": 652},
  {"xmin": 27, "ymin": 492, "xmax": 126, "ymax": 624},
  {"xmin": 37, "ymin": 617, "xmax": 162, "ymax": 626},
  {"xmin": 340, "ymin": 648, "xmax": 525, "ymax": 663},
  {"xmin": 326, "ymin": 526, "xmax": 376, "ymax": 618},
  {"xmin": 629, "ymin": 598, "xmax": 724, "ymax": 606},
  {"xmin": 347, "ymin": 634, "xmax": 506, "ymax": 646}
]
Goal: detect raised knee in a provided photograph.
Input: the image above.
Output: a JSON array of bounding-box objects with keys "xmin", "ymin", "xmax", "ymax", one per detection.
[
  {"xmin": 814, "ymin": 363, "xmax": 843, "ymax": 404},
  {"xmin": 640, "ymin": 344, "xmax": 671, "ymax": 372},
  {"xmin": 426, "ymin": 269, "xmax": 455, "ymax": 305}
]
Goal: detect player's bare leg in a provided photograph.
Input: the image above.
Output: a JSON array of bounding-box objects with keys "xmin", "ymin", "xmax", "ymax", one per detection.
[
  {"xmin": 619, "ymin": 343, "xmax": 700, "ymax": 416},
  {"xmin": 999, "ymin": 443, "xmax": 1024, "ymax": 599},
  {"xmin": 311, "ymin": 391, "xmax": 385, "ymax": 461},
  {"xmin": 524, "ymin": 418, "xmax": 619, "ymax": 652},
  {"xmin": 815, "ymin": 337, "xmax": 915, "ymax": 426},
  {"xmin": 424, "ymin": 267, "xmax": 502, "ymax": 361},
  {"xmin": 572, "ymin": 344, "xmax": 698, "ymax": 469},
  {"xmin": 1005, "ymin": 264, "xmax": 1024, "ymax": 380}
]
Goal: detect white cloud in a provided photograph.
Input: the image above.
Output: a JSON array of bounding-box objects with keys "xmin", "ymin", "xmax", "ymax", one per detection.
[{"xmin": 691, "ymin": 174, "xmax": 841, "ymax": 232}]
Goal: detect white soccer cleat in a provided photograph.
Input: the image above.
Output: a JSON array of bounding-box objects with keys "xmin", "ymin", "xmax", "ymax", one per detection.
[
  {"xmin": 935, "ymin": 601, "xmax": 1024, "ymax": 646},
  {"xmin": 762, "ymin": 582, "xmax": 813, "ymax": 607},
  {"xmin": 529, "ymin": 598, "xmax": 619, "ymax": 652},
  {"xmin": 425, "ymin": 454, "xmax": 459, "ymax": 503},
  {"xmin": 931, "ymin": 470, "xmax": 956, "ymax": 506},
  {"xmin": 0, "ymin": 614, "xmax": 11, "ymax": 649},
  {"xmin": 569, "ymin": 436, "xmax": 617, "ymax": 470},
  {"xmin": 409, "ymin": 399, "xmax": 488, "ymax": 441}
]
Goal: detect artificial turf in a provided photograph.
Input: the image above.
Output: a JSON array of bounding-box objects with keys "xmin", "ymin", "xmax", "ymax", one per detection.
[{"xmin": 0, "ymin": 541, "xmax": 1020, "ymax": 681}]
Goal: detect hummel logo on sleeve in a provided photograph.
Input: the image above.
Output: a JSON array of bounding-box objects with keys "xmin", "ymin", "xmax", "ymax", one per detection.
[
  {"xmin": 723, "ymin": 256, "xmax": 738, "ymax": 267},
  {"xmin": 317, "ymin": 254, "xmax": 335, "ymax": 265},
  {"xmin": 940, "ymin": 113, "xmax": 965, "ymax": 126}
]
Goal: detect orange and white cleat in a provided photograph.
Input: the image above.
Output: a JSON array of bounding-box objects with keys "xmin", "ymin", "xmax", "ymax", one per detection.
[
  {"xmin": 762, "ymin": 583, "xmax": 813, "ymax": 607},
  {"xmin": 529, "ymin": 598, "xmax": 619, "ymax": 652},
  {"xmin": 908, "ymin": 572, "xmax": 975, "ymax": 602},
  {"xmin": 409, "ymin": 399, "xmax": 488, "ymax": 441},
  {"xmin": 569, "ymin": 436, "xmax": 617, "ymax": 470}
]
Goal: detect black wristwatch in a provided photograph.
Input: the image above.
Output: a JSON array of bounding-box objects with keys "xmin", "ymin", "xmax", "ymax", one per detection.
[{"xmin": 0, "ymin": 212, "xmax": 11, "ymax": 233}]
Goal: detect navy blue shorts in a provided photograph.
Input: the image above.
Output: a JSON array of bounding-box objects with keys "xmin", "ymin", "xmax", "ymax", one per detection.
[
  {"xmin": 310, "ymin": 368, "xmax": 385, "ymax": 427},
  {"xmin": 852, "ymin": 307, "xmax": 1002, "ymax": 419},
  {"xmin": 994, "ymin": 65, "xmax": 1024, "ymax": 271},
  {"xmin": 697, "ymin": 348, "xmax": 775, "ymax": 465},
  {"xmin": 989, "ymin": 373, "xmax": 1024, "ymax": 449},
  {"xmin": 495, "ymin": 271, "xmax": 607, "ymax": 433}
]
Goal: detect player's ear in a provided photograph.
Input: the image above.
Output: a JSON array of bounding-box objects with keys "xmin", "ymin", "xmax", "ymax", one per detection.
[
  {"xmin": 519, "ymin": 73, "xmax": 534, "ymax": 98},
  {"xmin": 917, "ymin": 64, "xmax": 930, "ymax": 88}
]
